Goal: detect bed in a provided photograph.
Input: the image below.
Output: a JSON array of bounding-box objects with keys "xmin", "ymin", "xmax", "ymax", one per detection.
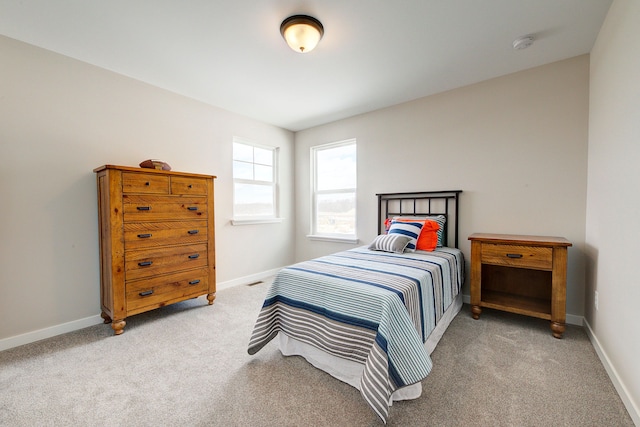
[{"xmin": 248, "ymin": 190, "xmax": 464, "ymax": 423}]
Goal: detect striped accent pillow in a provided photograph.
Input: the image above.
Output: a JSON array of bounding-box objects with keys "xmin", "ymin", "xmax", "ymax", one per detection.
[
  {"xmin": 426, "ymin": 215, "xmax": 446, "ymax": 247},
  {"xmin": 387, "ymin": 220, "xmax": 424, "ymax": 252},
  {"xmin": 368, "ymin": 234, "xmax": 412, "ymax": 254}
]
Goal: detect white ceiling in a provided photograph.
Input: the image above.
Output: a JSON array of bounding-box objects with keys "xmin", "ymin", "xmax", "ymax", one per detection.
[{"xmin": 0, "ymin": 0, "xmax": 612, "ymax": 131}]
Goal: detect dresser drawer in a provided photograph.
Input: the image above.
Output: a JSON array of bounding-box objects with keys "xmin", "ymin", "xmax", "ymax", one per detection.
[
  {"xmin": 125, "ymin": 243, "xmax": 208, "ymax": 280},
  {"xmin": 122, "ymin": 172, "xmax": 170, "ymax": 194},
  {"xmin": 481, "ymin": 243, "xmax": 552, "ymax": 270},
  {"xmin": 124, "ymin": 220, "xmax": 207, "ymax": 250},
  {"xmin": 126, "ymin": 268, "xmax": 210, "ymax": 314},
  {"xmin": 171, "ymin": 176, "xmax": 208, "ymax": 195},
  {"xmin": 123, "ymin": 195, "xmax": 208, "ymax": 221}
]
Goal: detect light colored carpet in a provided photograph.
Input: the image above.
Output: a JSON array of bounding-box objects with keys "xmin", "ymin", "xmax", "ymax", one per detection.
[{"xmin": 0, "ymin": 278, "xmax": 633, "ymax": 426}]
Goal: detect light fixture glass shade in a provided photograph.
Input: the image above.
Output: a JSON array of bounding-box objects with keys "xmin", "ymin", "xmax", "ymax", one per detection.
[{"xmin": 280, "ymin": 15, "xmax": 324, "ymax": 53}]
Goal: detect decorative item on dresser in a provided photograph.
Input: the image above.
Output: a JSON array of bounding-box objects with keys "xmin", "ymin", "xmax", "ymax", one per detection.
[
  {"xmin": 94, "ymin": 165, "xmax": 216, "ymax": 335},
  {"xmin": 468, "ymin": 233, "xmax": 572, "ymax": 338}
]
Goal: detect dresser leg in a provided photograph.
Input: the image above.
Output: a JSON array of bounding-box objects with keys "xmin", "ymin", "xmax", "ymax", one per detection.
[
  {"xmin": 111, "ymin": 319, "xmax": 126, "ymax": 335},
  {"xmin": 101, "ymin": 311, "xmax": 112, "ymax": 324},
  {"xmin": 471, "ymin": 305, "xmax": 482, "ymax": 320},
  {"xmin": 207, "ymin": 293, "xmax": 216, "ymax": 305},
  {"xmin": 550, "ymin": 321, "xmax": 565, "ymax": 339}
]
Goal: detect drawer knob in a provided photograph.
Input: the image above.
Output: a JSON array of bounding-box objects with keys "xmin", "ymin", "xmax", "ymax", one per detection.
[
  {"xmin": 187, "ymin": 230, "xmax": 199, "ymax": 235},
  {"xmin": 188, "ymin": 184, "xmax": 193, "ymax": 188},
  {"xmin": 138, "ymin": 261, "xmax": 153, "ymax": 267},
  {"xmin": 188, "ymin": 254, "xmax": 200, "ymax": 259},
  {"xmin": 137, "ymin": 233, "xmax": 152, "ymax": 238},
  {"xmin": 189, "ymin": 279, "xmax": 200, "ymax": 285},
  {"xmin": 136, "ymin": 206, "xmax": 151, "ymax": 211},
  {"xmin": 187, "ymin": 206, "xmax": 198, "ymax": 211},
  {"xmin": 139, "ymin": 290, "xmax": 153, "ymax": 296},
  {"xmin": 145, "ymin": 182, "xmax": 150, "ymax": 186},
  {"xmin": 506, "ymin": 253, "xmax": 523, "ymax": 259}
]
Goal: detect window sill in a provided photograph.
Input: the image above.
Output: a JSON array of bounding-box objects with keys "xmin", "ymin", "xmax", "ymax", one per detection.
[
  {"xmin": 231, "ymin": 218, "xmax": 283, "ymax": 225},
  {"xmin": 307, "ymin": 235, "xmax": 360, "ymax": 244}
]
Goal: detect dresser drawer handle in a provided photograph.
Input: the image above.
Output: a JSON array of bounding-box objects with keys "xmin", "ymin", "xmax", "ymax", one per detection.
[
  {"xmin": 188, "ymin": 184, "xmax": 193, "ymax": 188},
  {"xmin": 187, "ymin": 230, "xmax": 199, "ymax": 235},
  {"xmin": 187, "ymin": 206, "xmax": 198, "ymax": 211},
  {"xmin": 188, "ymin": 254, "xmax": 200, "ymax": 259},
  {"xmin": 137, "ymin": 206, "xmax": 151, "ymax": 211},
  {"xmin": 145, "ymin": 182, "xmax": 150, "ymax": 186},
  {"xmin": 189, "ymin": 279, "xmax": 200, "ymax": 285},
  {"xmin": 139, "ymin": 290, "xmax": 153, "ymax": 296},
  {"xmin": 138, "ymin": 261, "xmax": 153, "ymax": 266},
  {"xmin": 506, "ymin": 253, "xmax": 523, "ymax": 259},
  {"xmin": 137, "ymin": 233, "xmax": 152, "ymax": 238}
]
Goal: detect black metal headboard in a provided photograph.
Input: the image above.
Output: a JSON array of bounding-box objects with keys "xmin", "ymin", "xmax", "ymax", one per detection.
[{"xmin": 377, "ymin": 190, "xmax": 463, "ymax": 248}]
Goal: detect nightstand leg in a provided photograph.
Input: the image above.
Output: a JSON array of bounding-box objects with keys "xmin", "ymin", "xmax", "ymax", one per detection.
[
  {"xmin": 471, "ymin": 305, "xmax": 482, "ymax": 319},
  {"xmin": 550, "ymin": 247, "xmax": 568, "ymax": 339},
  {"xmin": 470, "ymin": 240, "xmax": 483, "ymax": 320},
  {"xmin": 550, "ymin": 321, "xmax": 565, "ymax": 339}
]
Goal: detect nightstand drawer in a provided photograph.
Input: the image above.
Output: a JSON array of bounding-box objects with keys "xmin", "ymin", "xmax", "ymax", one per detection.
[{"xmin": 481, "ymin": 243, "xmax": 552, "ymax": 270}]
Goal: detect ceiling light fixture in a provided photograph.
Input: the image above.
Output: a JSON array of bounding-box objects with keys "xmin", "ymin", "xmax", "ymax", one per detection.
[
  {"xmin": 280, "ymin": 15, "xmax": 324, "ymax": 53},
  {"xmin": 513, "ymin": 35, "xmax": 535, "ymax": 50}
]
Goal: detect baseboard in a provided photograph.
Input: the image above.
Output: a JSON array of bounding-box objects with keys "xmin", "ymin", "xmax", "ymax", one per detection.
[
  {"xmin": 0, "ymin": 314, "xmax": 103, "ymax": 352},
  {"xmin": 0, "ymin": 269, "xmax": 284, "ymax": 352},
  {"xmin": 565, "ymin": 313, "xmax": 583, "ymax": 326},
  {"xmin": 461, "ymin": 293, "xmax": 584, "ymax": 326},
  {"xmin": 216, "ymin": 267, "xmax": 282, "ymax": 291},
  {"xmin": 584, "ymin": 319, "xmax": 640, "ymax": 426}
]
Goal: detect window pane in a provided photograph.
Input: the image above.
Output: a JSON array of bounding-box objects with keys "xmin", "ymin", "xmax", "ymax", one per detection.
[
  {"xmin": 316, "ymin": 192, "xmax": 355, "ymax": 235},
  {"xmin": 233, "ymin": 160, "xmax": 253, "ymax": 180},
  {"xmin": 234, "ymin": 183, "xmax": 274, "ymax": 216},
  {"xmin": 254, "ymin": 164, "xmax": 273, "ymax": 182},
  {"xmin": 317, "ymin": 144, "xmax": 356, "ymax": 191},
  {"xmin": 233, "ymin": 142, "xmax": 253, "ymax": 162},
  {"xmin": 254, "ymin": 147, "xmax": 273, "ymax": 166},
  {"xmin": 233, "ymin": 138, "xmax": 278, "ymax": 220}
]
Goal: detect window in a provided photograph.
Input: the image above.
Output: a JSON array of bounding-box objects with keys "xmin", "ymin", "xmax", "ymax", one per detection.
[
  {"xmin": 311, "ymin": 139, "xmax": 357, "ymax": 241},
  {"xmin": 233, "ymin": 138, "xmax": 278, "ymax": 222}
]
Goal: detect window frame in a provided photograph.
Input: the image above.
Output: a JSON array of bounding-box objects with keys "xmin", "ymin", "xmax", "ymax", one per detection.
[
  {"xmin": 231, "ymin": 137, "xmax": 280, "ymax": 225},
  {"xmin": 309, "ymin": 139, "xmax": 358, "ymax": 243}
]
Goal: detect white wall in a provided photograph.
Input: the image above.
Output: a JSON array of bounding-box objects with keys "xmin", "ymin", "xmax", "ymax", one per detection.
[
  {"xmin": 295, "ymin": 55, "xmax": 590, "ymax": 319},
  {"xmin": 0, "ymin": 36, "xmax": 295, "ymax": 343},
  {"xmin": 586, "ymin": 0, "xmax": 640, "ymax": 422}
]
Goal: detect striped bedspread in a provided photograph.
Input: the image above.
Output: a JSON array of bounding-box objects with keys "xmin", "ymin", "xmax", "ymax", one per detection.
[{"xmin": 247, "ymin": 246, "xmax": 464, "ymax": 423}]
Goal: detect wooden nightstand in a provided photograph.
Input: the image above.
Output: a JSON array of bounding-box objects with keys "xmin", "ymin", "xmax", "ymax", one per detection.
[{"xmin": 468, "ymin": 233, "xmax": 572, "ymax": 338}]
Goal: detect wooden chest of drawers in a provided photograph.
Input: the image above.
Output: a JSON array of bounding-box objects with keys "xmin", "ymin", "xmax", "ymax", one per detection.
[
  {"xmin": 469, "ymin": 233, "xmax": 572, "ymax": 338},
  {"xmin": 94, "ymin": 165, "xmax": 216, "ymax": 335}
]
